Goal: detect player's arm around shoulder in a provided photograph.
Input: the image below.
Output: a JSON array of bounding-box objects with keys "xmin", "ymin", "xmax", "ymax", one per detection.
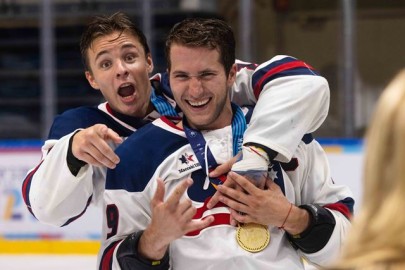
[{"xmin": 243, "ymin": 55, "xmax": 330, "ymax": 163}]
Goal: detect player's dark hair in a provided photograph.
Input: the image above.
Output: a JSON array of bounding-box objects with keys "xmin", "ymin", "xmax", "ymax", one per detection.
[
  {"xmin": 165, "ymin": 18, "xmax": 236, "ymax": 76},
  {"xmin": 80, "ymin": 11, "xmax": 150, "ymax": 72}
]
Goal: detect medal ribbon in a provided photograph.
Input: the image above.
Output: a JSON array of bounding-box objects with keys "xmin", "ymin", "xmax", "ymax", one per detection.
[
  {"xmin": 150, "ymin": 87, "xmax": 179, "ymax": 117},
  {"xmin": 183, "ymin": 103, "xmax": 247, "ymax": 188}
]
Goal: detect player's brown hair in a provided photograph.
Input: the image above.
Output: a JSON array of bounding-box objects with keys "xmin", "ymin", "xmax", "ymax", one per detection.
[
  {"xmin": 80, "ymin": 11, "xmax": 150, "ymax": 72},
  {"xmin": 164, "ymin": 17, "xmax": 235, "ymax": 76}
]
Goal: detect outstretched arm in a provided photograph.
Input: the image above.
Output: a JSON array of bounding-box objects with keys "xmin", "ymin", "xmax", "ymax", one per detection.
[{"xmin": 23, "ymin": 122, "xmax": 123, "ymax": 227}]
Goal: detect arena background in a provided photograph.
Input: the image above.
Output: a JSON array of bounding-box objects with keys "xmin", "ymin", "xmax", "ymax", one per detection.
[{"xmin": 0, "ymin": 0, "xmax": 402, "ymax": 268}]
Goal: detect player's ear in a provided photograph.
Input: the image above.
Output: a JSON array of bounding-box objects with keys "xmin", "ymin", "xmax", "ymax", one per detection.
[
  {"xmin": 84, "ymin": 70, "xmax": 100, "ymax": 89},
  {"xmin": 85, "ymin": 70, "xmax": 100, "ymax": 90},
  {"xmin": 227, "ymin": 63, "xmax": 237, "ymax": 85},
  {"xmin": 146, "ymin": 53, "xmax": 154, "ymax": 74}
]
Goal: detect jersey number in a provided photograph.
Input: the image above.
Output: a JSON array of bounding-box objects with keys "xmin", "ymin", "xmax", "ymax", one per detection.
[{"xmin": 106, "ymin": 204, "xmax": 119, "ymax": 239}]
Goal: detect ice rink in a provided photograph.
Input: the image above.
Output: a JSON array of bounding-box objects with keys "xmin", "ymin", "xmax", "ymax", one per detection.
[
  {"xmin": 0, "ymin": 254, "xmax": 319, "ymax": 269},
  {"xmin": 0, "ymin": 255, "xmax": 97, "ymax": 270}
]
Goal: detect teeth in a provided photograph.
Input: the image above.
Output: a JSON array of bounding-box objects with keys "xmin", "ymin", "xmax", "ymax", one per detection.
[
  {"xmin": 189, "ymin": 99, "xmax": 209, "ymax": 107},
  {"xmin": 120, "ymin": 83, "xmax": 132, "ymax": 88}
]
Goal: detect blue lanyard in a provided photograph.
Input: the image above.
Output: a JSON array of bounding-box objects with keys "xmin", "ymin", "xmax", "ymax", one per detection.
[
  {"xmin": 150, "ymin": 88, "xmax": 179, "ymax": 117},
  {"xmin": 183, "ymin": 103, "xmax": 247, "ymax": 186}
]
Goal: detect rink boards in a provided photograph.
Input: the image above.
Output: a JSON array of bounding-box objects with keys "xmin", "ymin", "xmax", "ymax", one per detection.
[{"xmin": 0, "ymin": 139, "xmax": 363, "ymax": 254}]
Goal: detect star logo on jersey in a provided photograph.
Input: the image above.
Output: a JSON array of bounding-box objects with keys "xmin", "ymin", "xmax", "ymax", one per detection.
[
  {"xmin": 178, "ymin": 152, "xmax": 199, "ymax": 174},
  {"xmin": 179, "ymin": 153, "xmax": 194, "ymax": 164},
  {"xmin": 268, "ymin": 166, "xmax": 278, "ymax": 180}
]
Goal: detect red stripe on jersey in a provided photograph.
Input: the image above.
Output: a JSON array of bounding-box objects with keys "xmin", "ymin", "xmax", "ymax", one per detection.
[
  {"xmin": 186, "ymin": 198, "xmax": 231, "ymax": 236},
  {"xmin": 21, "ymin": 160, "xmax": 44, "ymax": 214},
  {"xmin": 160, "ymin": 116, "xmax": 183, "ymax": 130},
  {"xmin": 186, "ymin": 213, "xmax": 231, "ymax": 236},
  {"xmin": 106, "ymin": 103, "xmax": 113, "ymax": 115},
  {"xmin": 100, "ymin": 241, "xmax": 121, "ymax": 270},
  {"xmin": 324, "ymin": 202, "xmax": 352, "ymax": 220},
  {"xmin": 150, "ymin": 73, "xmax": 162, "ymax": 81},
  {"xmin": 253, "ymin": 60, "xmax": 315, "ymax": 98}
]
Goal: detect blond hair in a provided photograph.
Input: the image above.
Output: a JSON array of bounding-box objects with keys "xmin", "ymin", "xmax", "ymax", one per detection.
[{"xmin": 332, "ymin": 70, "xmax": 405, "ymax": 269}]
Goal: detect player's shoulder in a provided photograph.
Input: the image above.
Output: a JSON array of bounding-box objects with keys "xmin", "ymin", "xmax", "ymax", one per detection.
[
  {"xmin": 48, "ymin": 105, "xmax": 105, "ymax": 139},
  {"xmin": 55, "ymin": 105, "xmax": 101, "ymax": 120},
  {"xmin": 118, "ymin": 117, "xmax": 184, "ymax": 154},
  {"xmin": 108, "ymin": 118, "xmax": 186, "ymax": 192}
]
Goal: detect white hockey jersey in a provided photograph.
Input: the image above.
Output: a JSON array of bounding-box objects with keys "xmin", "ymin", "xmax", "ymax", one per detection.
[
  {"xmin": 101, "ymin": 115, "xmax": 353, "ymax": 270},
  {"xmin": 22, "ymin": 55, "xmax": 330, "ymax": 230}
]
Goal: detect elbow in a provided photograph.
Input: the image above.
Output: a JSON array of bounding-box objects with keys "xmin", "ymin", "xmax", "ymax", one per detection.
[{"xmin": 30, "ymin": 197, "xmax": 67, "ymax": 227}]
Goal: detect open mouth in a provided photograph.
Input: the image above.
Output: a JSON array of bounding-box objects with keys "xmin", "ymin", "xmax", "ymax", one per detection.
[
  {"xmin": 118, "ymin": 83, "xmax": 135, "ymax": 97},
  {"xmin": 187, "ymin": 98, "xmax": 210, "ymax": 108}
]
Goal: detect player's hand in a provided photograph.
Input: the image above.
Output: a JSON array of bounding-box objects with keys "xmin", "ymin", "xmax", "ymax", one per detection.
[
  {"xmin": 71, "ymin": 124, "xmax": 123, "ymax": 169},
  {"xmin": 209, "ymin": 153, "xmax": 241, "ymax": 178},
  {"xmin": 139, "ymin": 178, "xmax": 214, "ymax": 260},
  {"xmin": 206, "ymin": 153, "xmax": 241, "ymax": 210},
  {"xmin": 215, "ymin": 171, "xmax": 291, "ymax": 227}
]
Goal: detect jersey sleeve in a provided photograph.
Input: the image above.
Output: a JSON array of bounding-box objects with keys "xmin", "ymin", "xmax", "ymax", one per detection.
[
  {"xmin": 21, "ymin": 105, "xmax": 129, "ymax": 227},
  {"xmin": 232, "ymin": 56, "xmax": 330, "ymax": 163},
  {"xmin": 290, "ymin": 139, "xmax": 354, "ymax": 266},
  {"xmin": 21, "ymin": 131, "xmax": 99, "ymax": 227}
]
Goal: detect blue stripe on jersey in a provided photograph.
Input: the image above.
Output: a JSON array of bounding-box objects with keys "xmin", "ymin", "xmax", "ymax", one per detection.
[
  {"xmin": 106, "ymin": 123, "xmax": 188, "ymax": 192},
  {"xmin": 272, "ymin": 161, "xmax": 285, "ymax": 194},
  {"xmin": 61, "ymin": 195, "xmax": 93, "ymax": 227},
  {"xmin": 21, "ymin": 165, "xmax": 37, "ymax": 217},
  {"xmin": 340, "ymin": 197, "xmax": 355, "ymax": 215}
]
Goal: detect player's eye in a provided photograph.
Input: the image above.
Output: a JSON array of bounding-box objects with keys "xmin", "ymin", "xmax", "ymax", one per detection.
[
  {"xmin": 125, "ymin": 53, "xmax": 136, "ymax": 62},
  {"xmin": 100, "ymin": 61, "xmax": 112, "ymax": 69},
  {"xmin": 173, "ymin": 74, "xmax": 190, "ymax": 80},
  {"xmin": 199, "ymin": 72, "xmax": 216, "ymax": 80}
]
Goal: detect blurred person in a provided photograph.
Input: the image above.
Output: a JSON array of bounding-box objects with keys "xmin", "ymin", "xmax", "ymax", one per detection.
[
  {"xmin": 101, "ymin": 17, "xmax": 354, "ymax": 270},
  {"xmin": 329, "ymin": 70, "xmax": 405, "ymax": 270},
  {"xmin": 22, "ymin": 11, "xmax": 330, "ymax": 229}
]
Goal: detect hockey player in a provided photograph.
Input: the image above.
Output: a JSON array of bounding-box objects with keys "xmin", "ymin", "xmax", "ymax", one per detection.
[
  {"xmin": 22, "ymin": 12, "xmax": 329, "ymax": 233},
  {"xmin": 101, "ymin": 18, "xmax": 354, "ymax": 270}
]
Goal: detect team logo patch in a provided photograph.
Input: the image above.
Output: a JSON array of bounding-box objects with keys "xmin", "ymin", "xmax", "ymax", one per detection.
[
  {"xmin": 178, "ymin": 152, "xmax": 199, "ymax": 173},
  {"xmin": 179, "ymin": 153, "xmax": 194, "ymax": 164}
]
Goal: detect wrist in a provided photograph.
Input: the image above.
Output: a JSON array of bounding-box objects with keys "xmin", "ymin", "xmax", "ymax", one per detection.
[
  {"xmin": 244, "ymin": 142, "xmax": 277, "ymax": 161},
  {"xmin": 280, "ymin": 204, "xmax": 310, "ymax": 235},
  {"xmin": 286, "ymin": 204, "xmax": 336, "ymax": 253},
  {"xmin": 117, "ymin": 230, "xmax": 170, "ymax": 270},
  {"xmin": 246, "ymin": 145, "xmax": 269, "ymax": 164},
  {"xmin": 231, "ymin": 145, "xmax": 269, "ymax": 172},
  {"xmin": 139, "ymin": 227, "xmax": 169, "ymax": 261},
  {"xmin": 67, "ymin": 131, "xmax": 87, "ymax": 176}
]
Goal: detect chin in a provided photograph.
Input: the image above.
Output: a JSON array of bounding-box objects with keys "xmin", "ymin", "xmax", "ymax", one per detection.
[{"xmin": 187, "ymin": 118, "xmax": 213, "ymax": 130}]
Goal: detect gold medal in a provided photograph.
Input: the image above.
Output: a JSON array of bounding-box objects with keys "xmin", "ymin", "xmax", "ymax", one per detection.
[{"xmin": 236, "ymin": 223, "xmax": 270, "ymax": 252}]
